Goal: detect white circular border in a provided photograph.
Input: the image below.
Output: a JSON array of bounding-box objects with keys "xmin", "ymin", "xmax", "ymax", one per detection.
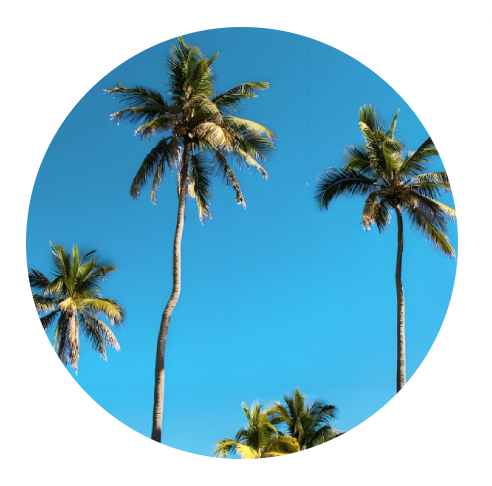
[{"xmin": 8, "ymin": 9, "xmax": 476, "ymax": 477}]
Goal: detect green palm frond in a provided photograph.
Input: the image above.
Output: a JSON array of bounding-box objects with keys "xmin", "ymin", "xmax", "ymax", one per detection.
[
  {"xmin": 104, "ymin": 84, "xmax": 168, "ymax": 117},
  {"xmin": 28, "ymin": 269, "xmax": 51, "ymax": 291},
  {"xmin": 82, "ymin": 298, "xmax": 124, "ymax": 325},
  {"xmin": 188, "ymin": 152, "xmax": 213, "ymax": 222},
  {"xmin": 406, "ymin": 204, "xmax": 455, "ymax": 256},
  {"xmin": 130, "ymin": 136, "xmax": 173, "ymax": 201},
  {"xmin": 359, "ymin": 104, "xmax": 384, "ymax": 132},
  {"xmin": 386, "ymin": 109, "xmax": 400, "ymax": 139},
  {"xmin": 213, "ymin": 82, "xmax": 270, "ymax": 113},
  {"xmin": 399, "ymin": 137, "xmax": 438, "ymax": 177},
  {"xmin": 315, "ymin": 168, "xmax": 378, "ymax": 209}
]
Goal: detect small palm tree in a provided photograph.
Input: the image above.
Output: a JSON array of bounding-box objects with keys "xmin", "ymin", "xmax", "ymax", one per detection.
[
  {"xmin": 315, "ymin": 105, "xmax": 456, "ymax": 392},
  {"xmin": 105, "ymin": 36, "xmax": 276, "ymax": 442},
  {"xmin": 29, "ymin": 242, "xmax": 124, "ymax": 373},
  {"xmin": 214, "ymin": 402, "xmax": 300, "ymax": 459},
  {"xmin": 270, "ymin": 388, "xmax": 341, "ymax": 449}
]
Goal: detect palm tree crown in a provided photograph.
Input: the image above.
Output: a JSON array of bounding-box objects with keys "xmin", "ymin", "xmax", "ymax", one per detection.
[
  {"xmin": 270, "ymin": 388, "xmax": 341, "ymax": 449},
  {"xmin": 104, "ymin": 36, "xmax": 276, "ymax": 222},
  {"xmin": 315, "ymin": 105, "xmax": 456, "ymax": 255},
  {"xmin": 214, "ymin": 402, "xmax": 300, "ymax": 459},
  {"xmin": 29, "ymin": 242, "xmax": 124, "ymax": 373}
]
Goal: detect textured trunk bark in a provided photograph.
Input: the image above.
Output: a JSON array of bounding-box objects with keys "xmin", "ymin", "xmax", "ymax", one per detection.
[
  {"xmin": 395, "ymin": 206, "xmax": 406, "ymax": 392},
  {"xmin": 151, "ymin": 144, "xmax": 190, "ymax": 443}
]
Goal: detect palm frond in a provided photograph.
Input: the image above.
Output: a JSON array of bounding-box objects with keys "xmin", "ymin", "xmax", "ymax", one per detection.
[
  {"xmin": 32, "ymin": 294, "xmax": 58, "ymax": 313},
  {"xmin": 130, "ymin": 136, "xmax": 173, "ymax": 201},
  {"xmin": 359, "ymin": 104, "xmax": 384, "ymax": 132},
  {"xmin": 188, "ymin": 152, "xmax": 213, "ymax": 222},
  {"xmin": 40, "ymin": 310, "xmax": 60, "ymax": 330},
  {"xmin": 398, "ymin": 137, "xmax": 438, "ymax": 178},
  {"xmin": 81, "ymin": 298, "xmax": 124, "ymax": 325},
  {"xmin": 406, "ymin": 204, "xmax": 456, "ymax": 257},
  {"xmin": 104, "ymin": 83, "xmax": 168, "ymax": 119},
  {"xmin": 362, "ymin": 191, "xmax": 392, "ymax": 232},
  {"xmin": 213, "ymin": 82, "xmax": 270, "ymax": 113},
  {"xmin": 28, "ymin": 269, "xmax": 51, "ymax": 291},
  {"xmin": 315, "ymin": 168, "xmax": 378, "ymax": 209}
]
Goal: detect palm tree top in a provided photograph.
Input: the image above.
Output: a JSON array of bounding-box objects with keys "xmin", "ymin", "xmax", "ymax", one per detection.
[
  {"xmin": 29, "ymin": 242, "xmax": 124, "ymax": 372},
  {"xmin": 104, "ymin": 36, "xmax": 276, "ymax": 222},
  {"xmin": 314, "ymin": 105, "xmax": 456, "ymax": 257}
]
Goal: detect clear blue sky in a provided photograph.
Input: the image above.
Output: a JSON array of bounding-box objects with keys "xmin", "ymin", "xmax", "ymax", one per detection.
[{"xmin": 26, "ymin": 28, "xmax": 457, "ymax": 457}]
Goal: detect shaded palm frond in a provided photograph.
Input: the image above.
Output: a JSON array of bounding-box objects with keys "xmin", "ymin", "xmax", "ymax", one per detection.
[
  {"xmin": 213, "ymin": 82, "xmax": 270, "ymax": 113},
  {"xmin": 40, "ymin": 310, "xmax": 60, "ymax": 330},
  {"xmin": 188, "ymin": 152, "xmax": 213, "ymax": 222},
  {"xmin": 130, "ymin": 136, "xmax": 173, "ymax": 201},
  {"xmin": 399, "ymin": 137, "xmax": 438, "ymax": 177},
  {"xmin": 315, "ymin": 168, "xmax": 378, "ymax": 209},
  {"xmin": 104, "ymin": 83, "xmax": 169, "ymax": 120},
  {"xmin": 28, "ymin": 268, "xmax": 51, "ymax": 291}
]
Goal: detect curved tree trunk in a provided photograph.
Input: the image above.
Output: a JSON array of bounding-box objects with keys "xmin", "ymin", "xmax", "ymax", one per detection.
[
  {"xmin": 151, "ymin": 144, "xmax": 190, "ymax": 443},
  {"xmin": 395, "ymin": 206, "xmax": 405, "ymax": 392}
]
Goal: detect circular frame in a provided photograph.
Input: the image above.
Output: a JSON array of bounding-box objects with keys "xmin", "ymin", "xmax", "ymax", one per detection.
[{"xmin": 8, "ymin": 9, "xmax": 476, "ymax": 477}]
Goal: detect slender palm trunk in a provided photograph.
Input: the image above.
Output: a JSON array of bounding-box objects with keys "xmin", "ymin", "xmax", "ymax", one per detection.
[
  {"xmin": 151, "ymin": 144, "xmax": 190, "ymax": 443},
  {"xmin": 395, "ymin": 206, "xmax": 405, "ymax": 392}
]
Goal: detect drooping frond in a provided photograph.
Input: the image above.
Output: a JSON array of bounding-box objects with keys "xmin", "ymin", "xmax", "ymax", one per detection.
[
  {"xmin": 315, "ymin": 168, "xmax": 378, "ymax": 209},
  {"xmin": 130, "ymin": 136, "xmax": 173, "ymax": 201},
  {"xmin": 32, "ymin": 294, "xmax": 58, "ymax": 313},
  {"xmin": 40, "ymin": 310, "xmax": 60, "ymax": 330},
  {"xmin": 406, "ymin": 204, "xmax": 456, "ymax": 257},
  {"xmin": 79, "ymin": 313, "xmax": 121, "ymax": 360},
  {"xmin": 188, "ymin": 152, "xmax": 213, "ymax": 222},
  {"xmin": 362, "ymin": 191, "xmax": 392, "ymax": 232}
]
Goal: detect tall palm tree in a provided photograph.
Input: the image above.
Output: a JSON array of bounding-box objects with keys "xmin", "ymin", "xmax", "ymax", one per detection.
[
  {"xmin": 315, "ymin": 105, "xmax": 456, "ymax": 392},
  {"xmin": 105, "ymin": 36, "xmax": 276, "ymax": 442},
  {"xmin": 270, "ymin": 388, "xmax": 341, "ymax": 449},
  {"xmin": 29, "ymin": 242, "xmax": 124, "ymax": 373},
  {"xmin": 214, "ymin": 402, "xmax": 300, "ymax": 459}
]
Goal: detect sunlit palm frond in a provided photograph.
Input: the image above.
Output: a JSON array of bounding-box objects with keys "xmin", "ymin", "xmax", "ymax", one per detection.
[
  {"xmin": 406, "ymin": 204, "xmax": 455, "ymax": 257},
  {"xmin": 362, "ymin": 191, "xmax": 392, "ymax": 232},
  {"xmin": 32, "ymin": 294, "xmax": 58, "ymax": 313},
  {"xmin": 386, "ymin": 109, "xmax": 400, "ymax": 139},
  {"xmin": 82, "ymin": 298, "xmax": 124, "ymax": 325},
  {"xmin": 359, "ymin": 104, "xmax": 385, "ymax": 132},
  {"xmin": 80, "ymin": 312, "xmax": 121, "ymax": 355}
]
